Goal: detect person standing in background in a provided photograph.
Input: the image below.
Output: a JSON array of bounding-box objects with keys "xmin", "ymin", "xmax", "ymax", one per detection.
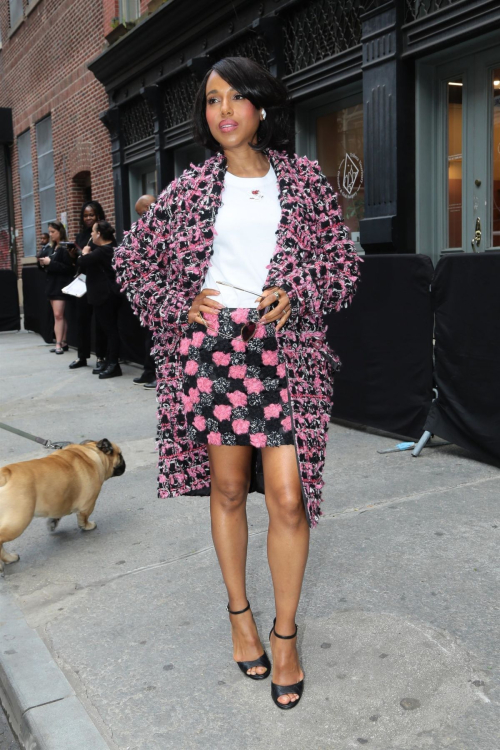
[
  {"xmin": 69, "ymin": 201, "xmax": 108, "ymax": 373},
  {"xmin": 37, "ymin": 221, "xmax": 74, "ymax": 355},
  {"xmin": 79, "ymin": 221, "xmax": 123, "ymax": 380},
  {"xmin": 131, "ymin": 194, "xmax": 158, "ymax": 390},
  {"xmin": 38, "ymin": 232, "xmax": 50, "ymax": 255}
]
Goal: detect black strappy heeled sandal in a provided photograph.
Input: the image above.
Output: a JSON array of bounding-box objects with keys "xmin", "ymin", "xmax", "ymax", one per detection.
[
  {"xmin": 269, "ymin": 618, "xmax": 304, "ymax": 710},
  {"xmin": 227, "ymin": 601, "xmax": 271, "ymax": 680}
]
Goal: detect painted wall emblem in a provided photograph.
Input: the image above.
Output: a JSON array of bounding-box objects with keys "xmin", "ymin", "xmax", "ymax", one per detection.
[{"xmin": 337, "ymin": 152, "xmax": 364, "ymax": 199}]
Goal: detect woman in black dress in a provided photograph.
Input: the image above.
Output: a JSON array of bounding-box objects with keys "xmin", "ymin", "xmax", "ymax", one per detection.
[
  {"xmin": 37, "ymin": 221, "xmax": 74, "ymax": 354},
  {"xmin": 69, "ymin": 201, "xmax": 108, "ymax": 372},
  {"xmin": 79, "ymin": 221, "xmax": 122, "ymax": 379}
]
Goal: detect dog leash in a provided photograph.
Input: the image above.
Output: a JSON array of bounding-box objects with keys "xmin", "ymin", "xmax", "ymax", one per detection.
[{"xmin": 0, "ymin": 422, "xmax": 71, "ymax": 450}]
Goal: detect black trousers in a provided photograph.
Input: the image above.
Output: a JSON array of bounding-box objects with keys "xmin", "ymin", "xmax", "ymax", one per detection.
[
  {"xmin": 143, "ymin": 330, "xmax": 156, "ymax": 380},
  {"xmin": 94, "ymin": 296, "xmax": 121, "ymax": 365},
  {"xmin": 76, "ymin": 295, "xmax": 107, "ymax": 360}
]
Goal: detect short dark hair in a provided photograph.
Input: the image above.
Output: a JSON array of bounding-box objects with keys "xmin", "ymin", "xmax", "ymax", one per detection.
[
  {"xmin": 94, "ymin": 220, "xmax": 115, "ymax": 242},
  {"xmin": 80, "ymin": 200, "xmax": 105, "ymax": 229},
  {"xmin": 48, "ymin": 221, "xmax": 67, "ymax": 243},
  {"xmin": 192, "ymin": 57, "xmax": 292, "ymax": 153}
]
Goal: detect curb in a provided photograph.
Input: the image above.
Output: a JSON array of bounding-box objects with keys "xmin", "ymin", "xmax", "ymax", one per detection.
[{"xmin": 0, "ymin": 588, "xmax": 110, "ymax": 750}]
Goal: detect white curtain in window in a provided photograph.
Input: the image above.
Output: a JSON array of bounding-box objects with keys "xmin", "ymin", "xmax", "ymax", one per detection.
[
  {"xmin": 9, "ymin": 0, "xmax": 23, "ymax": 28},
  {"xmin": 119, "ymin": 0, "xmax": 140, "ymax": 23},
  {"xmin": 36, "ymin": 117, "xmax": 57, "ymax": 233},
  {"xmin": 18, "ymin": 130, "xmax": 36, "ymax": 257}
]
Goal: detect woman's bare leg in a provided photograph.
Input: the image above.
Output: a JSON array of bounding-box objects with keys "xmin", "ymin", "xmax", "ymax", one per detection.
[
  {"xmin": 51, "ymin": 300, "xmax": 66, "ymax": 347},
  {"xmin": 61, "ymin": 314, "xmax": 68, "ymax": 346},
  {"xmin": 262, "ymin": 444, "xmax": 309, "ymax": 704},
  {"xmin": 208, "ymin": 444, "xmax": 267, "ymax": 675}
]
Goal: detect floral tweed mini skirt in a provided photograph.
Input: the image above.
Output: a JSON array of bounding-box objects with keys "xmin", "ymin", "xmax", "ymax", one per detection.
[{"xmin": 179, "ymin": 307, "xmax": 294, "ymax": 448}]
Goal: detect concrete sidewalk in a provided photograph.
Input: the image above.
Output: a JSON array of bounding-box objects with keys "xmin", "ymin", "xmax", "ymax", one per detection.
[{"xmin": 0, "ymin": 330, "xmax": 499, "ymax": 749}]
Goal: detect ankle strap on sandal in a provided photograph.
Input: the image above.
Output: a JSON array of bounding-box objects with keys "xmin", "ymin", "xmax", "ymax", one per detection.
[
  {"xmin": 271, "ymin": 617, "xmax": 298, "ymax": 639},
  {"xmin": 227, "ymin": 600, "xmax": 250, "ymax": 615}
]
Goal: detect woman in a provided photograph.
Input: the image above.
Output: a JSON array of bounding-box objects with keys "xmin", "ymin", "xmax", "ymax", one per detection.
[
  {"xmin": 114, "ymin": 57, "xmax": 360, "ymax": 709},
  {"xmin": 79, "ymin": 220, "xmax": 122, "ymax": 380},
  {"xmin": 38, "ymin": 221, "xmax": 74, "ymax": 354},
  {"xmin": 69, "ymin": 201, "xmax": 108, "ymax": 373}
]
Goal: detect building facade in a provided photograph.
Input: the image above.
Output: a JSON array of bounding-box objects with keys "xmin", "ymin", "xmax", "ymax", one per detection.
[
  {"xmin": 0, "ymin": 0, "xmax": 120, "ymax": 276},
  {"xmin": 1, "ymin": 0, "xmax": 499, "ymax": 281},
  {"xmin": 88, "ymin": 0, "xmax": 500, "ymax": 264}
]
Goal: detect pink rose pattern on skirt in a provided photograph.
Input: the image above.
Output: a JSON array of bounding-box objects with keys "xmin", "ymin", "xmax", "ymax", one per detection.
[{"xmin": 180, "ymin": 308, "xmax": 293, "ymax": 448}]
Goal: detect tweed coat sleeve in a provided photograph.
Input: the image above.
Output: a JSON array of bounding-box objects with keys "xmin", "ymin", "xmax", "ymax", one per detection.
[
  {"xmin": 113, "ymin": 181, "xmax": 191, "ymax": 335},
  {"xmin": 270, "ymin": 159, "xmax": 361, "ymax": 318}
]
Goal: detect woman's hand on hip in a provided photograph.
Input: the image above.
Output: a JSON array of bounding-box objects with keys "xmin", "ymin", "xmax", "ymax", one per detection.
[
  {"xmin": 257, "ymin": 287, "xmax": 291, "ymax": 331},
  {"xmin": 39, "ymin": 257, "xmax": 51, "ymax": 266},
  {"xmin": 188, "ymin": 289, "xmax": 225, "ymax": 326}
]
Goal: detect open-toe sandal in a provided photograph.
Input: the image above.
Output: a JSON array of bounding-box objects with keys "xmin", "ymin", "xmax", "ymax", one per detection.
[
  {"xmin": 227, "ymin": 601, "xmax": 271, "ymax": 681},
  {"xmin": 269, "ymin": 618, "xmax": 304, "ymax": 710}
]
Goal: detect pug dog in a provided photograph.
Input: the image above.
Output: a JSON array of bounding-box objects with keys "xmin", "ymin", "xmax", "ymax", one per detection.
[{"xmin": 0, "ymin": 439, "xmax": 125, "ymax": 573}]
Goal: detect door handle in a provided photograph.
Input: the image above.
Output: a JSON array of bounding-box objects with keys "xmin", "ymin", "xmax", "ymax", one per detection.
[{"xmin": 471, "ymin": 216, "xmax": 481, "ymax": 252}]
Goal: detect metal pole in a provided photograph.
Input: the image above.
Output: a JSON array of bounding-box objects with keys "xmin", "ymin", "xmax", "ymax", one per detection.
[{"xmin": 411, "ymin": 430, "xmax": 432, "ymax": 457}]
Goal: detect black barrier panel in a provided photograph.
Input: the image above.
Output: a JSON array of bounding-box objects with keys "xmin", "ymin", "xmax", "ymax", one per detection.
[
  {"xmin": 425, "ymin": 252, "xmax": 500, "ymax": 463},
  {"xmin": 117, "ymin": 297, "xmax": 147, "ymax": 366},
  {"xmin": 0, "ymin": 270, "xmax": 20, "ymax": 331},
  {"xmin": 22, "ymin": 266, "xmax": 54, "ymax": 343},
  {"xmin": 327, "ymin": 254, "xmax": 434, "ymax": 438}
]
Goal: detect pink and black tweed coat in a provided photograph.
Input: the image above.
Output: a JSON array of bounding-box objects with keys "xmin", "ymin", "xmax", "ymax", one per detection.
[{"xmin": 114, "ymin": 149, "xmax": 360, "ymax": 526}]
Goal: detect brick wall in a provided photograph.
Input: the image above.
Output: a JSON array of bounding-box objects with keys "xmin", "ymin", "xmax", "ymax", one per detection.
[
  {"xmin": 103, "ymin": 0, "xmax": 119, "ymax": 36},
  {"xmin": 0, "ymin": 0, "xmax": 114, "ymax": 275}
]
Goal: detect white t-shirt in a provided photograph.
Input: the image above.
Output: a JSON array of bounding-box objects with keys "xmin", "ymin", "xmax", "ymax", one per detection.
[{"xmin": 202, "ymin": 165, "xmax": 281, "ymax": 308}]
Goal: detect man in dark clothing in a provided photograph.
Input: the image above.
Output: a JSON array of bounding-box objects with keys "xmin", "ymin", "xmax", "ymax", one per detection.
[{"xmin": 132, "ymin": 194, "xmax": 157, "ymax": 390}]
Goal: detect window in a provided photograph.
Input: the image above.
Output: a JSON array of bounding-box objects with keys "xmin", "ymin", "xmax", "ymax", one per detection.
[
  {"xmin": 295, "ymin": 86, "xmax": 364, "ymax": 248},
  {"xmin": 128, "ymin": 157, "xmax": 157, "ymax": 222},
  {"xmin": 9, "ymin": 0, "xmax": 23, "ymax": 29},
  {"xmin": 447, "ymin": 79, "xmax": 463, "ymax": 249},
  {"xmin": 491, "ymin": 69, "xmax": 500, "ymax": 248},
  {"xmin": 17, "ymin": 130, "xmax": 36, "ymax": 257},
  {"xmin": 119, "ymin": 0, "xmax": 140, "ymax": 23},
  {"xmin": 316, "ymin": 103, "xmax": 364, "ymax": 244},
  {"xmin": 36, "ymin": 116, "xmax": 56, "ymax": 232}
]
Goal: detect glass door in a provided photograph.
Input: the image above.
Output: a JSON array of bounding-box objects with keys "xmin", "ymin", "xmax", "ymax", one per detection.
[
  {"xmin": 417, "ymin": 43, "xmax": 500, "ymax": 260},
  {"xmin": 472, "ymin": 49, "xmax": 500, "ymax": 253},
  {"xmin": 296, "ymin": 87, "xmax": 364, "ymax": 251}
]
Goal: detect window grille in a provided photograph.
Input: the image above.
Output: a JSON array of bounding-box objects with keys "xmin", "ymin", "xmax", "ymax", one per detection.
[
  {"xmin": 404, "ymin": 0, "xmax": 458, "ymax": 23},
  {"xmin": 9, "ymin": 0, "xmax": 23, "ymax": 29},
  {"xmin": 17, "ymin": 130, "xmax": 36, "ymax": 257},
  {"xmin": 121, "ymin": 97, "xmax": 155, "ymax": 146},
  {"xmin": 119, "ymin": 0, "xmax": 140, "ymax": 24},
  {"xmin": 36, "ymin": 117, "xmax": 57, "ymax": 232},
  {"xmin": 162, "ymin": 72, "xmax": 201, "ymax": 130},
  {"xmin": 281, "ymin": 0, "xmax": 385, "ymax": 76},
  {"xmin": 214, "ymin": 32, "xmax": 270, "ymax": 69}
]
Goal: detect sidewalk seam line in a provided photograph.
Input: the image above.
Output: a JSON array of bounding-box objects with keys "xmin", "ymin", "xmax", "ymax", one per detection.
[{"xmin": 322, "ymin": 474, "xmax": 500, "ymax": 519}]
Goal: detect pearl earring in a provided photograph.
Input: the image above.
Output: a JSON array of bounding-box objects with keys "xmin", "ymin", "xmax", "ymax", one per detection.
[{"xmin": 261, "ymin": 108, "xmax": 267, "ymax": 120}]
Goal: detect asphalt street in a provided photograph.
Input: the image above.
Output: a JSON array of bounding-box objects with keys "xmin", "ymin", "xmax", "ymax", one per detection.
[
  {"xmin": 0, "ymin": 330, "xmax": 499, "ymax": 749},
  {"xmin": 0, "ymin": 705, "xmax": 19, "ymax": 750}
]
